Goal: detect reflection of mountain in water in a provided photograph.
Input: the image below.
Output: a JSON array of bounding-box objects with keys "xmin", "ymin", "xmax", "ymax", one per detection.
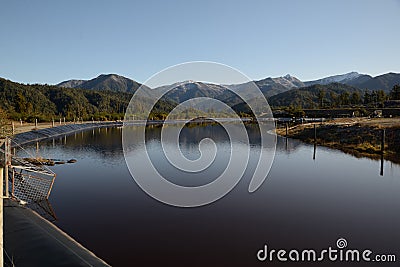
[
  {"xmin": 18, "ymin": 127, "xmax": 124, "ymax": 165},
  {"xmin": 145, "ymin": 122, "xmax": 265, "ymax": 147},
  {"xmin": 19, "ymin": 123, "xmax": 276, "ymax": 165}
]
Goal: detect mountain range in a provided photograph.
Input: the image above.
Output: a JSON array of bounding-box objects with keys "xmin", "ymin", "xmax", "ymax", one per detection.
[
  {"xmin": 1, "ymin": 70, "xmax": 399, "ymax": 122},
  {"xmin": 56, "ymin": 72, "xmax": 400, "ymax": 109},
  {"xmin": 58, "ymin": 71, "xmax": 400, "ymax": 95}
]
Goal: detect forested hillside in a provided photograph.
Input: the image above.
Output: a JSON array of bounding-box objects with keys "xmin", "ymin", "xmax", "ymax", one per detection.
[
  {"xmin": 268, "ymin": 83, "xmax": 388, "ymax": 109},
  {"xmin": 0, "ymin": 78, "xmax": 174, "ymax": 122}
]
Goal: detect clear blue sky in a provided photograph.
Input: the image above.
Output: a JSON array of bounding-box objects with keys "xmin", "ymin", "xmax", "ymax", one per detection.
[{"xmin": 1, "ymin": 0, "xmax": 399, "ymax": 84}]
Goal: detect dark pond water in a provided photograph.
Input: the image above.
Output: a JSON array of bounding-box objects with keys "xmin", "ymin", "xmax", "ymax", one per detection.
[{"xmin": 18, "ymin": 125, "xmax": 400, "ymax": 267}]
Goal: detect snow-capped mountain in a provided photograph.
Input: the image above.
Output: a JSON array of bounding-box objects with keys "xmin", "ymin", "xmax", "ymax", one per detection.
[
  {"xmin": 271, "ymin": 74, "xmax": 305, "ymax": 88},
  {"xmin": 304, "ymin": 72, "xmax": 367, "ymax": 86}
]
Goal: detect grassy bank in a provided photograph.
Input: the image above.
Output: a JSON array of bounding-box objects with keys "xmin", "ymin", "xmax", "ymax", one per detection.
[{"xmin": 276, "ymin": 118, "xmax": 400, "ymax": 163}]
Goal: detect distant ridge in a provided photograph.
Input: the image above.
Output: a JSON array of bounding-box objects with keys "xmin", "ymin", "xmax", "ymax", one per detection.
[
  {"xmin": 303, "ymin": 71, "xmax": 400, "ymax": 92},
  {"xmin": 58, "ymin": 74, "xmax": 142, "ymax": 93},
  {"xmin": 57, "ymin": 71, "xmax": 400, "ymax": 98},
  {"xmin": 58, "ymin": 79, "xmax": 85, "ymax": 88},
  {"xmin": 254, "ymin": 74, "xmax": 304, "ymax": 97},
  {"xmin": 304, "ymin": 72, "xmax": 366, "ymax": 86},
  {"xmin": 355, "ymin": 72, "xmax": 400, "ymax": 92}
]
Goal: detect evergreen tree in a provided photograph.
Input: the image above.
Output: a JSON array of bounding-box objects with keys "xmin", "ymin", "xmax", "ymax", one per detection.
[
  {"xmin": 390, "ymin": 84, "xmax": 400, "ymax": 100},
  {"xmin": 350, "ymin": 91, "xmax": 361, "ymax": 105},
  {"xmin": 364, "ymin": 90, "xmax": 371, "ymax": 105}
]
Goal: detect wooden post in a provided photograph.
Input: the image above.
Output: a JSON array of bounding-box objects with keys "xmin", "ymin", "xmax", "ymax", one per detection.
[
  {"xmin": 285, "ymin": 123, "xmax": 288, "ymax": 137},
  {"xmin": 314, "ymin": 124, "xmax": 317, "ymax": 143},
  {"xmin": 35, "ymin": 118, "xmax": 38, "ymax": 128},
  {"xmin": 20, "ymin": 119, "xmax": 23, "ymax": 125},
  {"xmin": 11, "ymin": 169, "xmax": 15, "ymax": 197},
  {"xmin": 60, "ymin": 118, "xmax": 62, "ymax": 125},
  {"xmin": 36, "ymin": 141, "xmax": 39, "ymax": 159},
  {"xmin": 4, "ymin": 137, "xmax": 10, "ymax": 198},
  {"xmin": 0, "ymin": 168, "xmax": 3, "ymax": 199},
  {"xmin": 52, "ymin": 118, "xmax": 55, "ymax": 127},
  {"xmin": 0, "ymin": 167, "xmax": 3, "ymax": 267},
  {"xmin": 63, "ymin": 117, "xmax": 66, "ymax": 125},
  {"xmin": 46, "ymin": 174, "xmax": 56, "ymax": 199},
  {"xmin": 12, "ymin": 121, "xmax": 15, "ymax": 135},
  {"xmin": 381, "ymin": 129, "xmax": 385, "ymax": 154}
]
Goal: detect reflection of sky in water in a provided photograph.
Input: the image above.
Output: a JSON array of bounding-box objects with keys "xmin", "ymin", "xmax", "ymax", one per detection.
[{"xmin": 15, "ymin": 125, "xmax": 400, "ymax": 267}]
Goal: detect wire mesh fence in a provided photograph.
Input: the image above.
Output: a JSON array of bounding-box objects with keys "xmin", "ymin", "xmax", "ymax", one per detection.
[{"xmin": 9, "ymin": 167, "xmax": 56, "ymax": 203}]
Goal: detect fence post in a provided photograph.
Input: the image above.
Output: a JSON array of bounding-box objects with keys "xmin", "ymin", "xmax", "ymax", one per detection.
[
  {"xmin": 12, "ymin": 168, "xmax": 15, "ymax": 197},
  {"xmin": 285, "ymin": 123, "xmax": 288, "ymax": 137},
  {"xmin": 4, "ymin": 137, "xmax": 10, "ymax": 198},
  {"xmin": 314, "ymin": 124, "xmax": 317, "ymax": 143}
]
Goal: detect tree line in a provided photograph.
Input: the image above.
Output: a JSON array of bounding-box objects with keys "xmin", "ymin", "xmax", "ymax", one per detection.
[
  {"xmin": 0, "ymin": 78, "xmax": 174, "ymax": 122},
  {"xmin": 319, "ymin": 84, "xmax": 400, "ymax": 108}
]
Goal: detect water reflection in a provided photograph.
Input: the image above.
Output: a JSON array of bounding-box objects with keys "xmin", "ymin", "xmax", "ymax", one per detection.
[
  {"xmin": 15, "ymin": 124, "xmax": 400, "ymax": 267},
  {"xmin": 26, "ymin": 200, "xmax": 57, "ymax": 222}
]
